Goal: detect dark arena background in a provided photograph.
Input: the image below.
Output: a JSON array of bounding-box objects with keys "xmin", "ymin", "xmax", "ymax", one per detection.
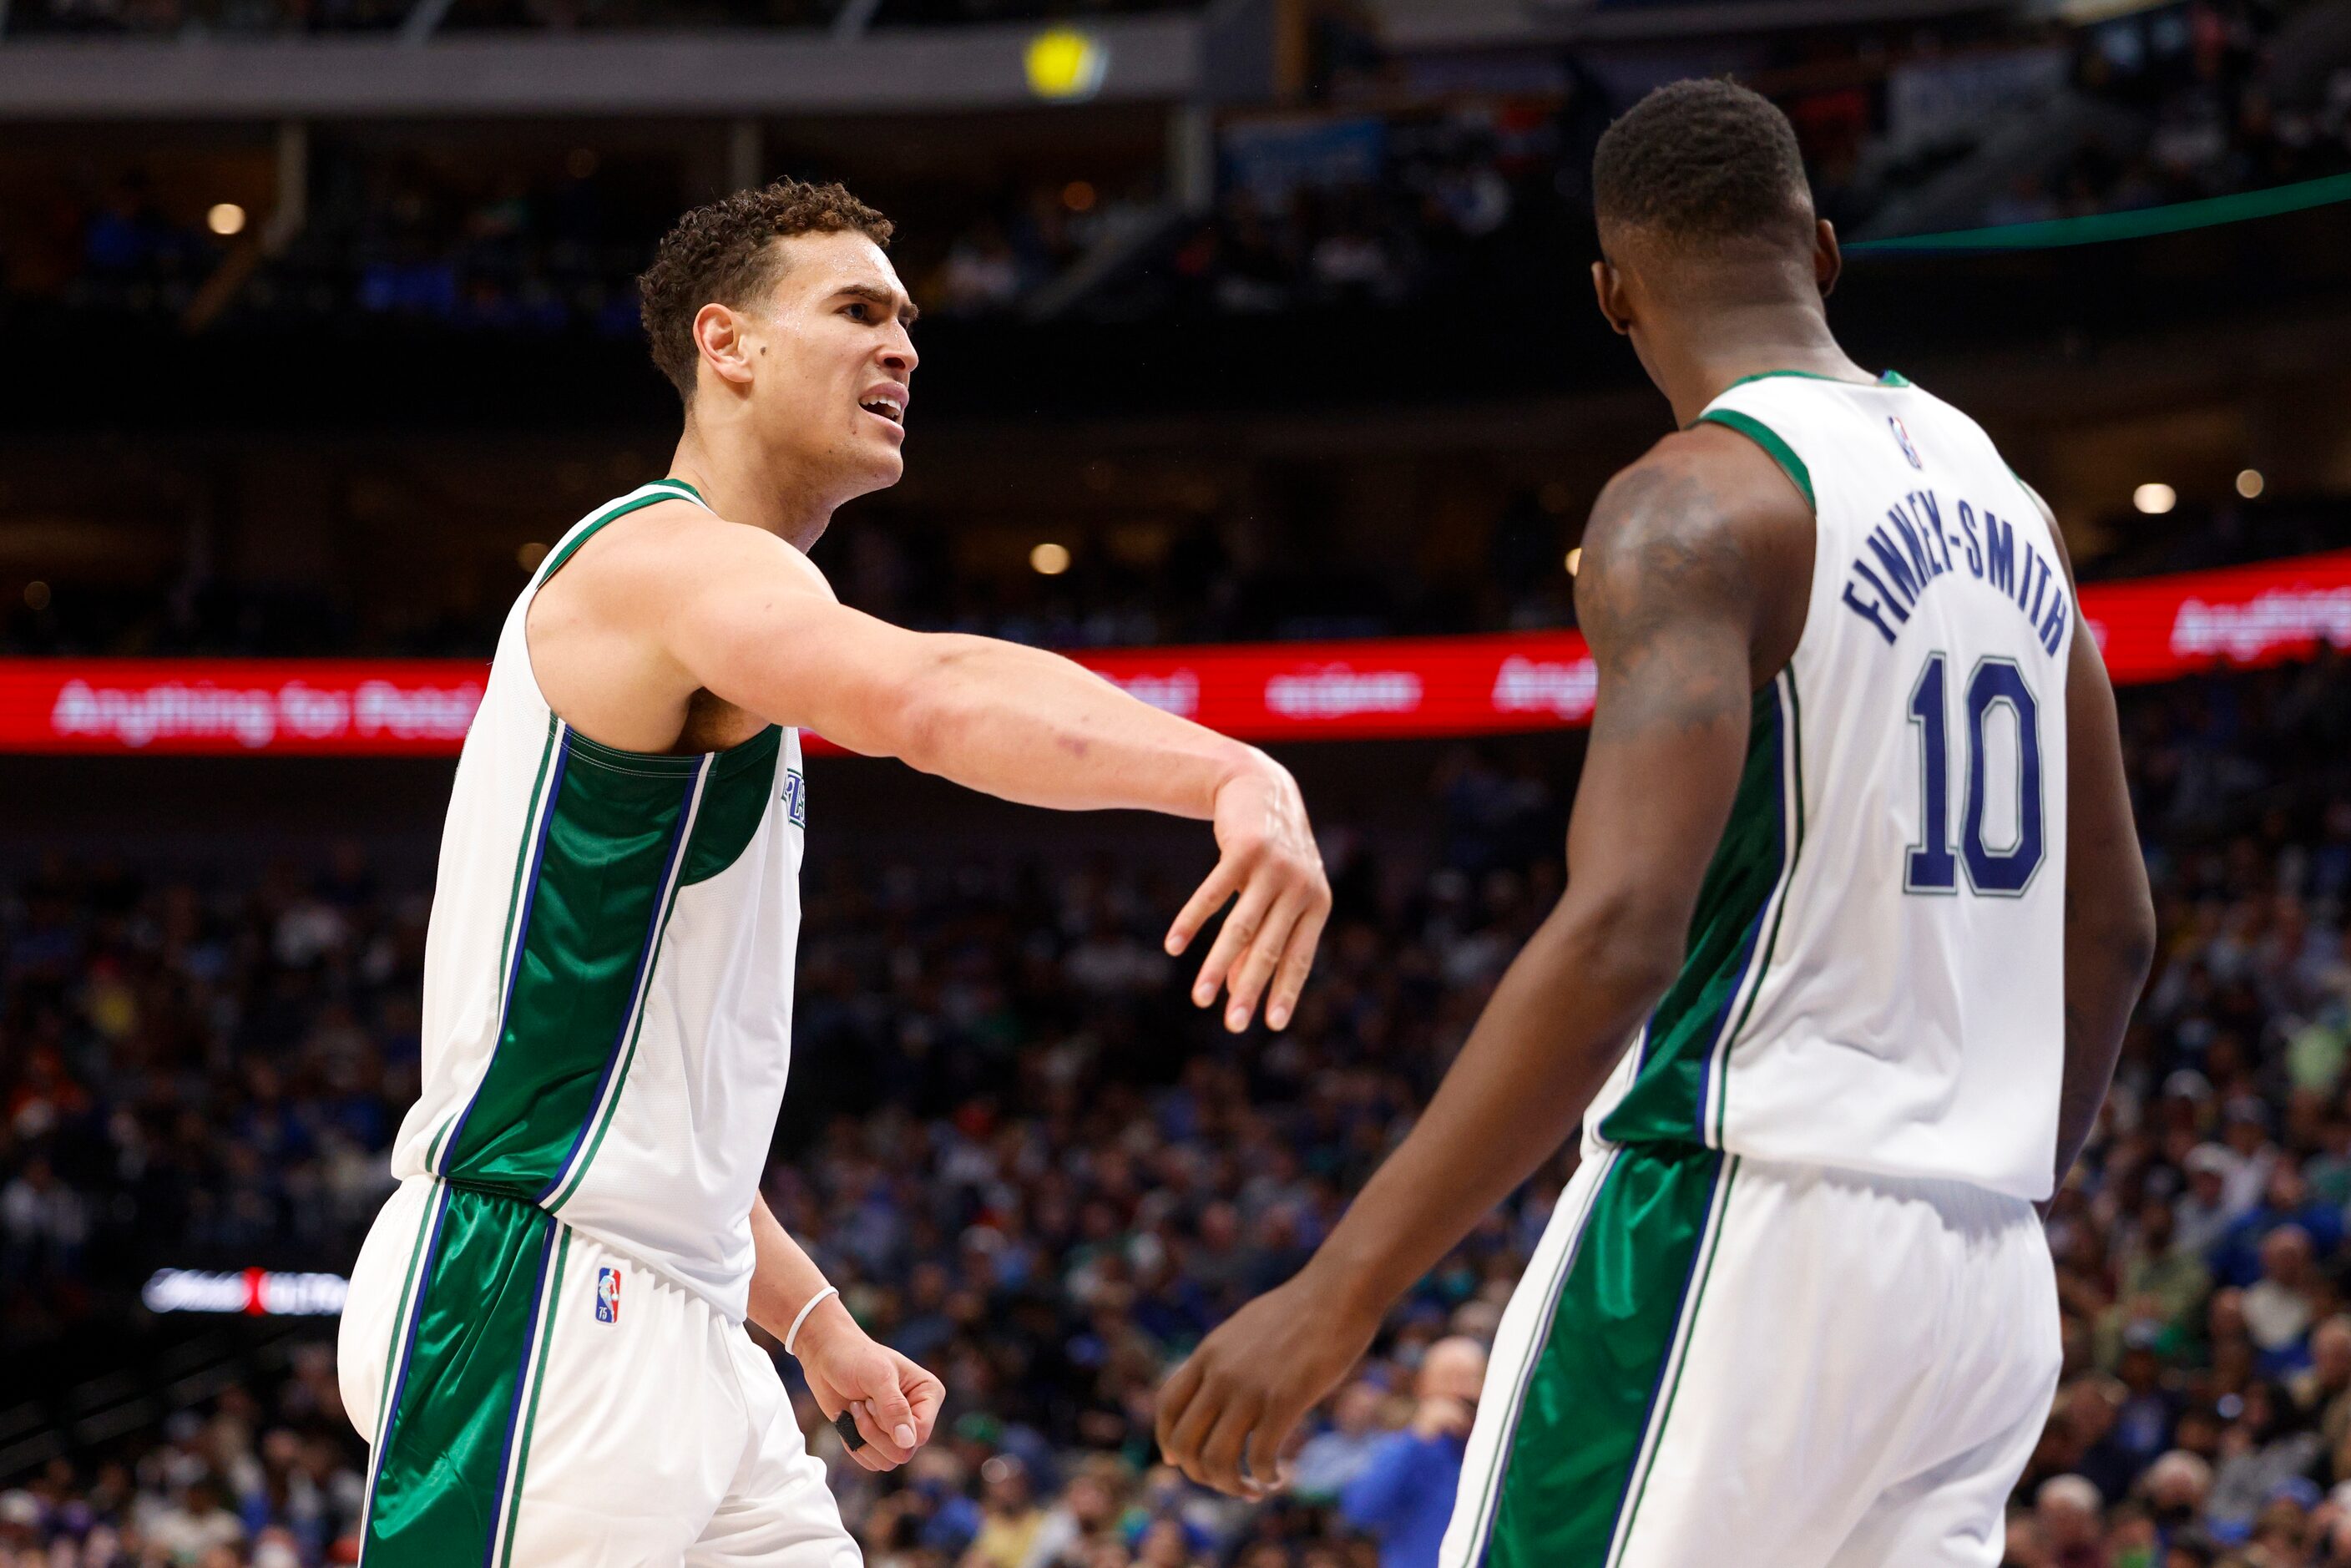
[{"xmin": 6, "ymin": 1, "xmax": 2351, "ymax": 1565}]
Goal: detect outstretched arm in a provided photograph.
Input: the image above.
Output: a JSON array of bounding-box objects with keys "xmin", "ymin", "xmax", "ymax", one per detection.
[
  {"xmin": 548, "ymin": 504, "xmax": 1331, "ymax": 1031},
  {"xmin": 1155, "ymin": 432, "xmax": 1808, "ymax": 1496}
]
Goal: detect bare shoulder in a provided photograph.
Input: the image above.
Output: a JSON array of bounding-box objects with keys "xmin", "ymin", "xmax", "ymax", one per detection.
[
  {"xmin": 1585, "ymin": 428, "xmax": 1808, "ymax": 615},
  {"xmin": 554, "ymin": 496, "xmax": 837, "ymax": 615},
  {"xmin": 1578, "ymin": 426, "xmax": 1813, "ymax": 689}
]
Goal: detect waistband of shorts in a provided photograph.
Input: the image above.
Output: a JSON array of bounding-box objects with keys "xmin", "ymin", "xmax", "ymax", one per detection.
[
  {"xmin": 1601, "ymin": 1141, "xmax": 2042, "ymax": 1226},
  {"xmin": 401, "ymin": 1172, "xmax": 746, "ymax": 1319}
]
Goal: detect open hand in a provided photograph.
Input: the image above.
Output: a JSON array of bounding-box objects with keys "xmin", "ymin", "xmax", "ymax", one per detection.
[
  {"xmin": 1165, "ymin": 752, "xmax": 1332, "ymax": 1033},
  {"xmin": 794, "ymin": 1308, "xmax": 944, "ymax": 1473}
]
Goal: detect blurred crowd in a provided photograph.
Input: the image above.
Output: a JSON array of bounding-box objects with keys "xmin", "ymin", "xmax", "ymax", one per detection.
[
  {"xmin": 0, "ymin": 0, "xmax": 1193, "ymax": 37},
  {"xmin": 1958, "ymin": 0, "xmax": 2351, "ymax": 233},
  {"xmin": 0, "ymin": 651, "xmax": 2348, "ymax": 1565},
  {"xmin": 11, "ymin": 3, "xmax": 2351, "ymax": 336}
]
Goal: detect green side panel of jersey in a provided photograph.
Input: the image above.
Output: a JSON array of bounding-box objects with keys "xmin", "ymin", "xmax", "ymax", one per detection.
[
  {"xmin": 681, "ymin": 725, "xmax": 782, "ymax": 886},
  {"xmin": 1481, "ymin": 1146, "xmax": 1730, "ymax": 1568},
  {"xmin": 439, "ymin": 734, "xmax": 700, "ymax": 1197},
  {"xmin": 1598, "ymin": 681, "xmax": 1795, "ymax": 1147},
  {"xmin": 363, "ymin": 1187, "xmax": 557, "ymax": 1566}
]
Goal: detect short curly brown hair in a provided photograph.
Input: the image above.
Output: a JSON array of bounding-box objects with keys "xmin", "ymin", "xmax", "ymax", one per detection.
[{"xmin": 638, "ymin": 179, "xmax": 895, "ymax": 403}]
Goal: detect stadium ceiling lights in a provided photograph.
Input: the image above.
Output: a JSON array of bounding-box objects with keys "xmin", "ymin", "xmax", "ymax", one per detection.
[{"xmin": 1024, "ymin": 28, "xmax": 1108, "ymax": 103}]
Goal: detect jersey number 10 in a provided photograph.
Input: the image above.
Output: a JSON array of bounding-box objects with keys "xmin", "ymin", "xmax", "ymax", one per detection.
[{"xmin": 1904, "ymin": 652, "xmax": 2045, "ymax": 897}]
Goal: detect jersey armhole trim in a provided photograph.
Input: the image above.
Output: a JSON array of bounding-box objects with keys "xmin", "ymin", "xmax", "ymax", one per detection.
[
  {"xmin": 534, "ymin": 479, "xmax": 710, "ymax": 588},
  {"xmin": 1692, "ymin": 409, "xmax": 1815, "ymax": 513}
]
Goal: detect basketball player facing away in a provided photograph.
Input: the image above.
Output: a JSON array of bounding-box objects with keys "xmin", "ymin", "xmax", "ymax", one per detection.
[
  {"xmin": 1158, "ymin": 80, "xmax": 2157, "ymax": 1566},
  {"xmin": 336, "ymin": 182, "xmax": 1332, "ymax": 1566}
]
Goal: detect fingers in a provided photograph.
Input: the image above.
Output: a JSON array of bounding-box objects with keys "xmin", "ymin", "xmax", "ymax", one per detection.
[
  {"xmin": 1243, "ymin": 1415, "xmax": 1294, "ymax": 1497},
  {"xmin": 1192, "ymin": 876, "xmax": 1279, "ymax": 1032},
  {"xmin": 843, "ymin": 1406, "xmax": 891, "ymax": 1473},
  {"xmin": 1157, "ymin": 1359, "xmax": 1220, "ymax": 1487},
  {"xmin": 1262, "ymin": 892, "xmax": 1330, "ymax": 1033},
  {"xmin": 902, "ymin": 1357, "xmax": 946, "ymax": 1446},
  {"xmin": 1222, "ymin": 883, "xmax": 1312, "ymax": 1036},
  {"xmin": 869, "ymin": 1373, "xmax": 921, "ymax": 1457},
  {"xmin": 852, "ymin": 1363, "xmax": 920, "ymax": 1467},
  {"xmin": 1159, "ymin": 1353, "xmax": 1278, "ymax": 1500},
  {"xmin": 1155, "ymin": 1353, "xmax": 1203, "ymax": 1462},
  {"xmin": 1195, "ymin": 1391, "xmax": 1268, "ymax": 1500},
  {"xmin": 1165, "ymin": 859, "xmax": 1239, "ymax": 961}
]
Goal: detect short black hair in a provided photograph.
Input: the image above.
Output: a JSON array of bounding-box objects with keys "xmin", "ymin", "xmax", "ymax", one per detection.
[
  {"xmin": 638, "ymin": 179, "xmax": 894, "ymax": 404},
  {"xmin": 1592, "ymin": 78, "xmax": 1813, "ymax": 248}
]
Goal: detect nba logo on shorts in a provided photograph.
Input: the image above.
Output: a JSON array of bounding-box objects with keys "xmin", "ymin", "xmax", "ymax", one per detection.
[
  {"xmin": 1888, "ymin": 415, "xmax": 1924, "ymax": 470},
  {"xmin": 595, "ymin": 1267, "xmax": 621, "ymax": 1324}
]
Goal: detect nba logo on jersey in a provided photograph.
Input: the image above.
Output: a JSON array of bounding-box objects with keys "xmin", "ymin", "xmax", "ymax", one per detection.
[
  {"xmin": 1888, "ymin": 414, "xmax": 1924, "ymax": 470},
  {"xmin": 782, "ymin": 769, "xmax": 807, "ymax": 828},
  {"xmin": 595, "ymin": 1267, "xmax": 621, "ymax": 1323}
]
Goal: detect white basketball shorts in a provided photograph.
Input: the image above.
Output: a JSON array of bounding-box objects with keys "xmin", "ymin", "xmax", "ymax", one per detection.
[
  {"xmin": 338, "ymin": 1176, "xmax": 859, "ymax": 1568},
  {"xmin": 1439, "ymin": 1143, "xmax": 2060, "ymax": 1568}
]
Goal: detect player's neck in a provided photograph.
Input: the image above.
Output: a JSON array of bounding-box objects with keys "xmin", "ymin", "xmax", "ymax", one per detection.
[
  {"xmin": 1648, "ymin": 302, "xmax": 1870, "ymax": 429},
  {"xmin": 666, "ymin": 423, "xmax": 837, "ymax": 554}
]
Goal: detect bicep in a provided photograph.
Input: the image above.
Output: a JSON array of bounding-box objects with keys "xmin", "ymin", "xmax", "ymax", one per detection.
[
  {"xmin": 636, "ymin": 525, "xmax": 936, "ymax": 746},
  {"xmin": 1560, "ymin": 458, "xmax": 1769, "ymax": 948},
  {"xmin": 2063, "ymin": 622, "xmax": 2142, "ymax": 900},
  {"xmin": 2034, "ymin": 490, "xmax": 2148, "ymax": 913},
  {"xmin": 1563, "ymin": 619, "xmax": 1753, "ymax": 945}
]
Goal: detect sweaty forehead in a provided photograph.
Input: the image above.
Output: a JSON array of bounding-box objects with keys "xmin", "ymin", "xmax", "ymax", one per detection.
[{"xmin": 764, "ymin": 230, "xmax": 906, "ymax": 306}]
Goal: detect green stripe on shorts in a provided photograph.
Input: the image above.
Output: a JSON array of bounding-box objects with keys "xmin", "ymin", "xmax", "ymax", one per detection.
[
  {"xmin": 363, "ymin": 1186, "xmax": 559, "ymax": 1566},
  {"xmin": 1481, "ymin": 1146, "xmax": 1729, "ymax": 1568}
]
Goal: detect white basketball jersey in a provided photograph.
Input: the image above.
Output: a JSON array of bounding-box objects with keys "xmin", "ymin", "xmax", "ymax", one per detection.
[
  {"xmin": 1585, "ymin": 372, "xmax": 2072, "ymax": 1201},
  {"xmin": 389, "ymin": 479, "xmax": 807, "ymax": 1319}
]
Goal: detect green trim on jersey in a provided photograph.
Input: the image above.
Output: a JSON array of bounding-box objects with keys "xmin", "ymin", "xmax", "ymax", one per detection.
[
  {"xmin": 1478, "ymin": 1146, "xmax": 1732, "ymax": 1568},
  {"xmin": 537, "ymin": 480, "xmax": 705, "ymax": 584},
  {"xmin": 1716, "ymin": 368, "xmax": 1909, "ymax": 395},
  {"xmin": 1714, "ymin": 674, "xmax": 1806, "ymax": 1144},
  {"xmin": 1694, "ymin": 409, "xmax": 1814, "ymax": 511},
  {"xmin": 437, "ymin": 736, "xmax": 705, "ymax": 1200},
  {"xmin": 1599, "ymin": 676, "xmax": 1801, "ymax": 1146},
  {"xmin": 362, "ymin": 1186, "xmax": 559, "ymax": 1566},
  {"xmin": 680, "ymin": 725, "xmax": 785, "ymax": 885},
  {"xmin": 428, "ymin": 713, "xmax": 563, "ymax": 1176}
]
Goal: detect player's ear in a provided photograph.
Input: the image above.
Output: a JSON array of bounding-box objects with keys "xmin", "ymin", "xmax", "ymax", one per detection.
[
  {"xmin": 1814, "ymin": 219, "xmax": 1843, "ymax": 300},
  {"xmin": 1591, "ymin": 260, "xmax": 1631, "ymax": 336},
  {"xmin": 692, "ymin": 302, "xmax": 759, "ymax": 391}
]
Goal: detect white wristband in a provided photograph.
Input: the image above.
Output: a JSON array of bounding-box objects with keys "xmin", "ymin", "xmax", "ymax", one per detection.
[{"xmin": 784, "ymin": 1285, "xmax": 839, "ymax": 1358}]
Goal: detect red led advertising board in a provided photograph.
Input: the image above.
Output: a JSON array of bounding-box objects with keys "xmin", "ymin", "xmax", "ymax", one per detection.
[{"xmin": 3, "ymin": 549, "xmax": 2346, "ymax": 755}]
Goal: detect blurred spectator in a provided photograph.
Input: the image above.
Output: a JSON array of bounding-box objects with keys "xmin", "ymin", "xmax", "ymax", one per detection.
[
  {"xmin": 1337, "ymin": 1337, "xmax": 1484, "ymax": 1568},
  {"xmin": 1288, "ymin": 1380, "xmax": 1388, "ymax": 1504}
]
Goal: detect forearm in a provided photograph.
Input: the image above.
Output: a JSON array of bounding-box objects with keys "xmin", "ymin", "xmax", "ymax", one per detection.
[
  {"xmin": 2053, "ymin": 907, "xmax": 2155, "ymax": 1191},
  {"xmin": 882, "ymin": 635, "xmax": 1258, "ymax": 817},
  {"xmin": 747, "ymin": 1192, "xmax": 854, "ymax": 1350},
  {"xmin": 670, "ymin": 546, "xmax": 1263, "ymax": 821},
  {"xmin": 1303, "ymin": 906, "xmax": 1671, "ymax": 1319}
]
